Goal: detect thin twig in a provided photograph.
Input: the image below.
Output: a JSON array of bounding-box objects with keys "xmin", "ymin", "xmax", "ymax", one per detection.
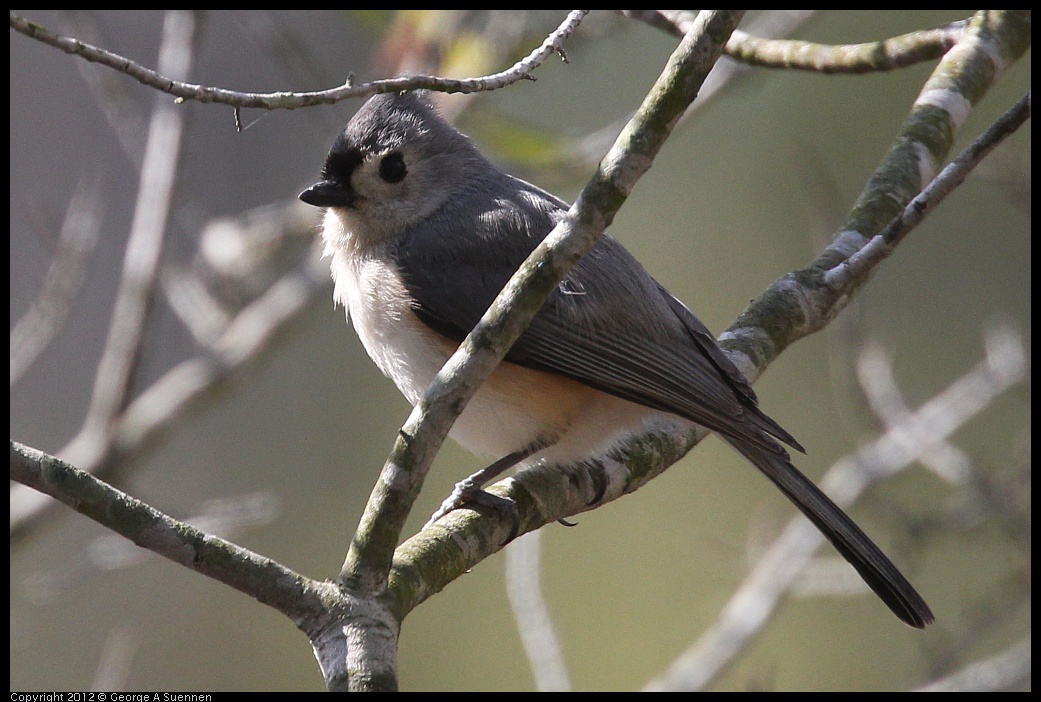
[
  {"xmin": 826, "ymin": 92, "xmax": 1031, "ymax": 290},
  {"xmin": 10, "ymin": 10, "xmax": 589, "ymax": 110}
]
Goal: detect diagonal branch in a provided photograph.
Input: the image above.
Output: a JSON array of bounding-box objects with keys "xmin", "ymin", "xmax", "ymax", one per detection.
[
  {"xmin": 722, "ymin": 10, "xmax": 1031, "ymax": 376},
  {"xmin": 384, "ymin": 9, "xmax": 1031, "ymax": 622},
  {"xmin": 826, "ymin": 91, "xmax": 1031, "ymax": 289},
  {"xmin": 339, "ymin": 9, "xmax": 747, "ymax": 597},
  {"xmin": 10, "ymin": 440, "xmax": 324, "ymax": 619}
]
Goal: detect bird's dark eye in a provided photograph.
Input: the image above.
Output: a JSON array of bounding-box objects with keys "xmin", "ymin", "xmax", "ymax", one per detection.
[{"xmin": 378, "ymin": 152, "xmax": 407, "ymax": 183}]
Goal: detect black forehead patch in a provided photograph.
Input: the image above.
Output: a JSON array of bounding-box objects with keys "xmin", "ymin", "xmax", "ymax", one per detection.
[{"xmin": 321, "ymin": 139, "xmax": 365, "ymax": 186}]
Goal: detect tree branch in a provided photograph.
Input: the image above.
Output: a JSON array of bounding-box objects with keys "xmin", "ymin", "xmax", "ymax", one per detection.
[
  {"xmin": 10, "ymin": 440, "xmax": 321, "ymax": 617},
  {"xmin": 724, "ymin": 10, "xmax": 1031, "ymax": 369},
  {"xmin": 627, "ymin": 10, "xmax": 967, "ymax": 73},
  {"xmin": 725, "ymin": 19, "xmax": 967, "ymax": 73},
  {"xmin": 826, "ymin": 91, "xmax": 1031, "ymax": 289},
  {"xmin": 342, "ymin": 9, "xmax": 747, "ymax": 609},
  {"xmin": 383, "ymin": 9, "xmax": 1032, "ymax": 624},
  {"xmin": 9, "ymin": 10, "xmax": 1031, "ymax": 691},
  {"xmin": 10, "ymin": 10, "xmax": 589, "ymax": 111}
]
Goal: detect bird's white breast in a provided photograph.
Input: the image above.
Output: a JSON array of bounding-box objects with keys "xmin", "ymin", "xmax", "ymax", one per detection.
[
  {"xmin": 329, "ymin": 249, "xmax": 448, "ymax": 408},
  {"xmin": 323, "ymin": 222, "xmax": 676, "ymax": 467}
]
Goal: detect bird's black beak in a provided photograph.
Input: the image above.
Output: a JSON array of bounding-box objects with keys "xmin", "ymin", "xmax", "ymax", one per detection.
[{"xmin": 299, "ymin": 179, "xmax": 358, "ymax": 208}]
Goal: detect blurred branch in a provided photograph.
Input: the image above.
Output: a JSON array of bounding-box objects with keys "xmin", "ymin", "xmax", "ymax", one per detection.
[
  {"xmin": 916, "ymin": 636, "xmax": 1031, "ymax": 692},
  {"xmin": 9, "ymin": 17, "xmax": 325, "ymax": 542},
  {"xmin": 62, "ymin": 11, "xmax": 198, "ymax": 467},
  {"xmin": 89, "ymin": 626, "xmax": 139, "ymax": 693},
  {"xmin": 505, "ymin": 531, "xmax": 571, "ymax": 692},
  {"xmin": 10, "ymin": 10, "xmax": 589, "ymax": 111},
  {"xmin": 10, "ymin": 175, "xmax": 103, "ymax": 385},
  {"xmin": 647, "ymin": 325, "xmax": 1028, "ymax": 691},
  {"xmin": 10, "ymin": 205, "xmax": 327, "ymax": 533},
  {"xmin": 56, "ymin": 11, "xmax": 148, "ymax": 166},
  {"xmin": 856, "ymin": 343, "xmax": 972, "ymax": 484}
]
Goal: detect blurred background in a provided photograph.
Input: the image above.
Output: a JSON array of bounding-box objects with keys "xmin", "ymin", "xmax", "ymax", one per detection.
[{"xmin": 10, "ymin": 11, "xmax": 1030, "ymax": 691}]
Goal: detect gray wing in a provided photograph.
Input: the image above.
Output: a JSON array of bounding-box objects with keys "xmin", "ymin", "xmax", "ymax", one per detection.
[
  {"xmin": 393, "ymin": 176, "xmax": 934, "ymax": 628},
  {"xmin": 391, "ymin": 175, "xmax": 799, "ymax": 452}
]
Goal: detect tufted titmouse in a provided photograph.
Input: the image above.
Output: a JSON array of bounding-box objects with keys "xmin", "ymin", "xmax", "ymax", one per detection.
[{"xmin": 299, "ymin": 91, "xmax": 932, "ymax": 628}]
